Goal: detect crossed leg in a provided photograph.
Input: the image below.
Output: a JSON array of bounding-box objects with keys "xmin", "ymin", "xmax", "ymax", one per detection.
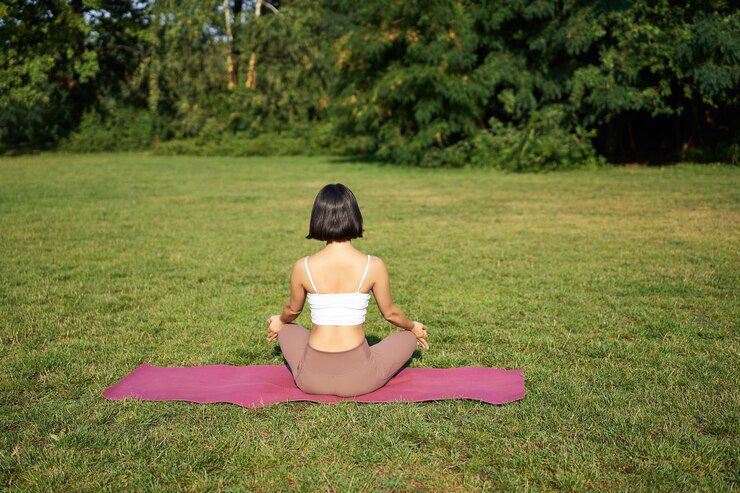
[
  {"xmin": 369, "ymin": 330, "xmax": 418, "ymax": 381},
  {"xmin": 278, "ymin": 325, "xmax": 417, "ymax": 394},
  {"xmin": 277, "ymin": 324, "xmax": 310, "ymax": 375}
]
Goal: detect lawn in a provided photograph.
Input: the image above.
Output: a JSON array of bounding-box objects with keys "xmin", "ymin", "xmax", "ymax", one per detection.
[{"xmin": 1, "ymin": 154, "xmax": 737, "ymax": 491}]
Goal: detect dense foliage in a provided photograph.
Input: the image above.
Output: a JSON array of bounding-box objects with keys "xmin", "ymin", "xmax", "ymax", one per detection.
[
  {"xmin": 334, "ymin": 0, "xmax": 738, "ymax": 165},
  {"xmin": 1, "ymin": 1, "xmax": 737, "ymax": 168}
]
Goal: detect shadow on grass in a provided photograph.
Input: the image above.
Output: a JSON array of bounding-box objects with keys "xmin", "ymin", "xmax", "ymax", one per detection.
[
  {"xmin": 328, "ymin": 152, "xmax": 720, "ymax": 170},
  {"xmin": 327, "ymin": 154, "xmax": 389, "ymax": 166}
]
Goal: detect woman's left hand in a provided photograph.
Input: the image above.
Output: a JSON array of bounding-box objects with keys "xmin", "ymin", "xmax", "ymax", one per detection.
[{"xmin": 266, "ymin": 315, "xmax": 284, "ymax": 342}]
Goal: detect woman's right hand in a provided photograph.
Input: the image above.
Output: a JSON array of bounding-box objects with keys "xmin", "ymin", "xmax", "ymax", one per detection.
[
  {"xmin": 410, "ymin": 321, "xmax": 429, "ymax": 349},
  {"xmin": 266, "ymin": 315, "xmax": 284, "ymax": 342}
]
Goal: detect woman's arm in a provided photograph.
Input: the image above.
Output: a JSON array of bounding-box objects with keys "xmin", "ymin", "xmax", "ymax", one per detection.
[
  {"xmin": 371, "ymin": 258, "xmax": 415, "ymax": 330},
  {"xmin": 267, "ymin": 260, "xmax": 306, "ymax": 341},
  {"xmin": 371, "ymin": 257, "xmax": 429, "ymax": 348},
  {"xmin": 279, "ymin": 260, "xmax": 307, "ymax": 324}
]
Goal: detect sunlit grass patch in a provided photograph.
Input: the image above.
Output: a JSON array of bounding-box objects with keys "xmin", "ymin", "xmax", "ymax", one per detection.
[{"xmin": 1, "ymin": 155, "xmax": 737, "ymax": 491}]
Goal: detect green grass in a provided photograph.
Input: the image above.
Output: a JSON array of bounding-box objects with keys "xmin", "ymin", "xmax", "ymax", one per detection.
[{"xmin": 1, "ymin": 154, "xmax": 738, "ymax": 491}]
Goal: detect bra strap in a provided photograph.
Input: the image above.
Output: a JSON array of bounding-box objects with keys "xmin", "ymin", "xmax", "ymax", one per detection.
[
  {"xmin": 304, "ymin": 256, "xmax": 319, "ymax": 294},
  {"xmin": 357, "ymin": 255, "xmax": 372, "ymax": 292}
]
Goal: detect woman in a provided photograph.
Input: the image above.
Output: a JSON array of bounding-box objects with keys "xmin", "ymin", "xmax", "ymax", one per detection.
[{"xmin": 266, "ymin": 183, "xmax": 429, "ymax": 397}]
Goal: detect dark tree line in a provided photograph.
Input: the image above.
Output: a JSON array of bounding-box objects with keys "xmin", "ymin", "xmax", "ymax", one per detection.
[{"xmin": 1, "ymin": 0, "xmax": 737, "ymax": 168}]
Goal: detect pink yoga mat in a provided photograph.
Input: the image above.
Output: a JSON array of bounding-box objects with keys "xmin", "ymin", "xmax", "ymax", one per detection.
[{"xmin": 102, "ymin": 364, "xmax": 525, "ymax": 407}]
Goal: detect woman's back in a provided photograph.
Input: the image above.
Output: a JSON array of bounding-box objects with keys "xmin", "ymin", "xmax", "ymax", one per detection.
[
  {"xmin": 302, "ymin": 244, "xmax": 373, "ymax": 351},
  {"xmin": 304, "ymin": 247, "xmax": 373, "ymax": 294}
]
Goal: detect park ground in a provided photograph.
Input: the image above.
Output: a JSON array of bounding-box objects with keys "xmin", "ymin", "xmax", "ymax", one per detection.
[{"xmin": 0, "ymin": 154, "xmax": 737, "ymax": 491}]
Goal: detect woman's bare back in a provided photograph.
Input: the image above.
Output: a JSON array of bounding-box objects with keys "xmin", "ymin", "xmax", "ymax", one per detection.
[{"xmin": 302, "ymin": 243, "xmax": 373, "ymax": 351}]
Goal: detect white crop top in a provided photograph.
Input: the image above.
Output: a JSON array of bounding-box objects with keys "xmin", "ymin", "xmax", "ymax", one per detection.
[{"xmin": 305, "ymin": 255, "xmax": 372, "ymax": 326}]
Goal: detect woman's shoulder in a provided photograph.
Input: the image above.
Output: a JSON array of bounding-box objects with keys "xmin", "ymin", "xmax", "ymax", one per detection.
[
  {"xmin": 367, "ymin": 254, "xmax": 386, "ymax": 272},
  {"xmin": 351, "ymin": 249, "xmax": 383, "ymax": 266},
  {"xmin": 293, "ymin": 250, "xmax": 384, "ymax": 267},
  {"xmin": 291, "ymin": 256, "xmax": 309, "ymax": 272}
]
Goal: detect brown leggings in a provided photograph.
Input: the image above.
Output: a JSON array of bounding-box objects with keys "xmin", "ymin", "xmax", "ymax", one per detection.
[{"xmin": 278, "ymin": 324, "xmax": 417, "ymax": 397}]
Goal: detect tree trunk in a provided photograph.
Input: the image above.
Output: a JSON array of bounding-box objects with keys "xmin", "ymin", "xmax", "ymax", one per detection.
[
  {"xmin": 223, "ymin": 0, "xmax": 237, "ymax": 89},
  {"xmin": 245, "ymin": 53, "xmax": 256, "ymax": 88},
  {"xmin": 245, "ymin": 0, "xmax": 262, "ymax": 89}
]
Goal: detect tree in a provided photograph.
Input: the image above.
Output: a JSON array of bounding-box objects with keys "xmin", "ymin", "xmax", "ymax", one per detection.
[{"xmin": 333, "ymin": 0, "xmax": 739, "ymax": 165}]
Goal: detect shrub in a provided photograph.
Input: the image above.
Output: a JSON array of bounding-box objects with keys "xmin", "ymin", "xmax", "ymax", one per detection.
[
  {"xmin": 152, "ymin": 123, "xmax": 366, "ymax": 157},
  {"xmin": 60, "ymin": 108, "xmax": 155, "ymax": 152},
  {"xmin": 421, "ymin": 107, "xmax": 604, "ymax": 171},
  {"xmin": 469, "ymin": 108, "xmax": 605, "ymax": 171}
]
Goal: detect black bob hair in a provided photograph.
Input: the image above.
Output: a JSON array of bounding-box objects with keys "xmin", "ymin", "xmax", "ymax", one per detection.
[{"xmin": 306, "ymin": 183, "xmax": 364, "ymax": 242}]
